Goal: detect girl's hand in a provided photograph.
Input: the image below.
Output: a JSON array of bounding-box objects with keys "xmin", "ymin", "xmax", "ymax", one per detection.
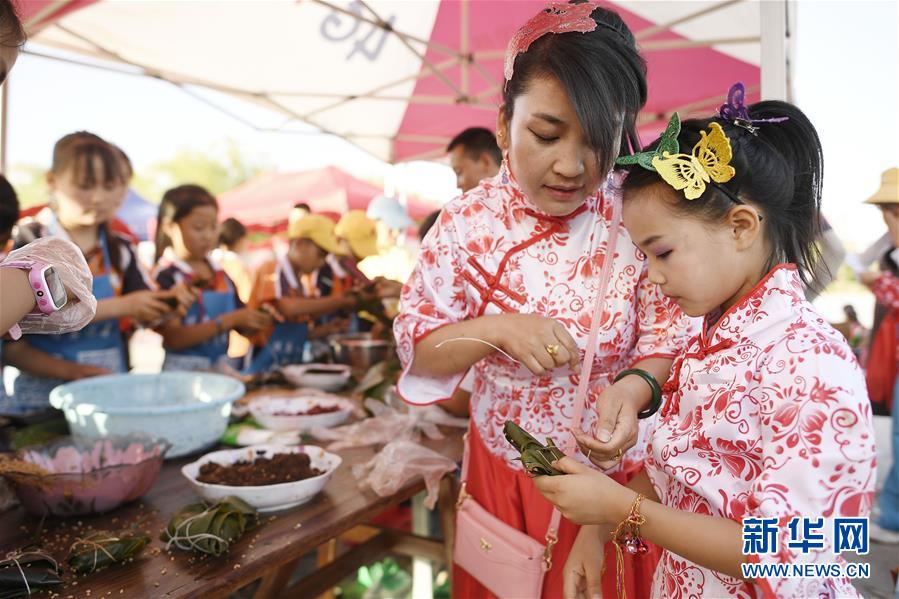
[
  {"xmin": 259, "ymin": 302, "xmax": 286, "ymax": 324},
  {"xmin": 63, "ymin": 362, "xmax": 110, "ymax": 380},
  {"xmin": 312, "ymin": 318, "xmax": 349, "ymax": 339},
  {"xmin": 491, "ymin": 313, "xmax": 580, "ymax": 375},
  {"xmin": 533, "ymin": 457, "xmax": 634, "ymax": 526},
  {"xmin": 858, "ymin": 271, "xmax": 880, "ymax": 288},
  {"xmin": 227, "ymin": 308, "xmax": 273, "ymax": 334},
  {"xmin": 170, "ymin": 282, "xmax": 198, "ymax": 317},
  {"xmin": 374, "ymin": 277, "xmax": 403, "ymax": 299},
  {"xmin": 573, "ymin": 378, "xmax": 646, "ymax": 470},
  {"xmin": 564, "ymin": 525, "xmax": 607, "ymax": 599},
  {"xmin": 126, "ymin": 290, "xmax": 179, "ymax": 324}
]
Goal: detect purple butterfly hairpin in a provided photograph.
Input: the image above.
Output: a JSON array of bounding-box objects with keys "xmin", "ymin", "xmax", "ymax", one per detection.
[{"xmin": 718, "ymin": 82, "xmax": 789, "ymax": 134}]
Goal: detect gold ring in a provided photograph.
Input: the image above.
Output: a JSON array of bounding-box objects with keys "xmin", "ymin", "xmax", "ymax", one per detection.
[
  {"xmin": 615, "ymin": 448, "xmax": 623, "ymax": 462},
  {"xmin": 545, "ymin": 343, "xmax": 560, "ymax": 357},
  {"xmin": 586, "ymin": 449, "xmax": 592, "ymax": 461}
]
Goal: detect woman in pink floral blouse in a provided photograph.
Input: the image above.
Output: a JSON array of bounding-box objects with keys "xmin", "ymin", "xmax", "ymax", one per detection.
[{"xmin": 394, "ymin": 4, "xmax": 694, "ymax": 597}]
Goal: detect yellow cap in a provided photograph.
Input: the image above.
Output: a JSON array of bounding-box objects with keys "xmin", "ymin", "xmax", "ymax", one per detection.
[
  {"xmin": 335, "ymin": 210, "xmax": 379, "ymax": 259},
  {"xmin": 864, "ymin": 168, "xmax": 899, "ymax": 205},
  {"xmin": 287, "ymin": 214, "xmax": 346, "ymax": 255}
]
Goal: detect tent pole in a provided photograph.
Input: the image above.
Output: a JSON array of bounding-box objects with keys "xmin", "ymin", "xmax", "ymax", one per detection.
[
  {"xmin": 760, "ymin": 0, "xmax": 789, "ymax": 100},
  {"xmin": 460, "ymin": 0, "xmax": 469, "ymax": 97},
  {"xmin": 636, "ymin": 0, "xmax": 744, "ymax": 40}
]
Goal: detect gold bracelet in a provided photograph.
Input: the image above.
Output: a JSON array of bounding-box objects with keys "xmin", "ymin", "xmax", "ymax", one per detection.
[{"xmin": 612, "ymin": 493, "xmax": 648, "ymax": 599}]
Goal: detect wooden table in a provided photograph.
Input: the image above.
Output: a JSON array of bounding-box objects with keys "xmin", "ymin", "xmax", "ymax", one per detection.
[{"xmin": 0, "ymin": 428, "xmax": 464, "ymax": 598}]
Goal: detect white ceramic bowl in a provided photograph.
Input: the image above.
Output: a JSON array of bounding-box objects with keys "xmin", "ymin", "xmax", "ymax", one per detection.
[
  {"xmin": 49, "ymin": 373, "xmax": 245, "ymax": 458},
  {"xmin": 248, "ymin": 395, "xmax": 354, "ymax": 432},
  {"xmin": 181, "ymin": 444, "xmax": 341, "ymax": 512},
  {"xmin": 281, "ymin": 364, "xmax": 352, "ymax": 391}
]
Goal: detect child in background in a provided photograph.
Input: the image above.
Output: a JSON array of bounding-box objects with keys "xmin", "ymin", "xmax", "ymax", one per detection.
[
  {"xmin": 153, "ymin": 185, "xmax": 271, "ymax": 371},
  {"xmin": 0, "ymin": 174, "xmax": 19, "ymax": 259},
  {"xmin": 246, "ymin": 214, "xmax": 376, "ymax": 373},
  {"xmin": 536, "ymin": 97, "xmax": 876, "ymax": 598},
  {"xmin": 0, "ymin": 174, "xmax": 21, "ymax": 407},
  {"xmin": 4, "ymin": 132, "xmax": 186, "ymax": 412},
  {"xmin": 213, "ymin": 217, "xmax": 253, "ymax": 361}
]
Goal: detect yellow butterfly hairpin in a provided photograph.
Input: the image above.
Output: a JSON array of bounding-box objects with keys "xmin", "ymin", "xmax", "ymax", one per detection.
[{"xmin": 617, "ymin": 113, "xmax": 736, "ymax": 201}]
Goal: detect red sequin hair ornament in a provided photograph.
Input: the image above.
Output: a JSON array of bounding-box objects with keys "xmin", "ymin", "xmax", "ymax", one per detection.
[{"xmin": 503, "ymin": 2, "xmax": 600, "ymax": 82}]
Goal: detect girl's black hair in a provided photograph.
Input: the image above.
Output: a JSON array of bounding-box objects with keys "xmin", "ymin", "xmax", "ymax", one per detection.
[
  {"xmin": 154, "ymin": 184, "xmax": 218, "ymax": 262},
  {"xmin": 503, "ymin": 2, "xmax": 647, "ymax": 176},
  {"xmin": 0, "ymin": 173, "xmax": 19, "ymax": 234},
  {"xmin": 621, "ymin": 100, "xmax": 825, "ymax": 289},
  {"xmin": 218, "ymin": 217, "xmax": 247, "ymax": 250},
  {"xmin": 51, "ymin": 131, "xmax": 124, "ymax": 190},
  {"xmin": 51, "ymin": 131, "xmax": 127, "ymax": 271}
]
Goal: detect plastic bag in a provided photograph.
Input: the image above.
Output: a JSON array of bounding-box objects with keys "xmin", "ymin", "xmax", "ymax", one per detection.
[
  {"xmin": 352, "ymin": 439, "xmax": 457, "ymax": 509},
  {"xmin": 311, "ymin": 397, "xmax": 467, "ymax": 451},
  {"xmin": 3, "ymin": 237, "xmax": 97, "ymax": 335}
]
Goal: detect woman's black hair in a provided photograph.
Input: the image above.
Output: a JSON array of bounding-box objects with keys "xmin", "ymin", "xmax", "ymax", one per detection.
[
  {"xmin": 218, "ymin": 217, "xmax": 247, "ymax": 250},
  {"xmin": 154, "ymin": 184, "xmax": 218, "ymax": 262},
  {"xmin": 621, "ymin": 100, "xmax": 825, "ymax": 289},
  {"xmin": 502, "ymin": 2, "xmax": 647, "ymax": 175},
  {"xmin": 0, "ymin": 1, "xmax": 25, "ymax": 85}
]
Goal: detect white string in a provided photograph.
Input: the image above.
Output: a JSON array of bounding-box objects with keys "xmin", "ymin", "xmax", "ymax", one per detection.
[
  {"xmin": 434, "ymin": 337, "xmax": 520, "ymax": 363},
  {"xmin": 164, "ymin": 509, "xmax": 229, "ymax": 554},
  {"xmin": 10, "ymin": 555, "xmax": 29, "ymax": 595},
  {"xmin": 2, "ymin": 550, "xmax": 58, "ymax": 595},
  {"xmin": 70, "ymin": 537, "xmax": 118, "ymax": 572}
]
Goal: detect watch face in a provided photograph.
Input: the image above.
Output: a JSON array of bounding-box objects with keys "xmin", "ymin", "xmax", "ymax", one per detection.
[{"xmin": 44, "ymin": 267, "xmax": 68, "ymax": 309}]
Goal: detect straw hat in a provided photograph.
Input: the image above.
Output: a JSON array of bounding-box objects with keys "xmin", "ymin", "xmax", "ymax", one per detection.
[
  {"xmin": 335, "ymin": 210, "xmax": 379, "ymax": 259},
  {"xmin": 287, "ymin": 214, "xmax": 346, "ymax": 255},
  {"xmin": 864, "ymin": 168, "xmax": 899, "ymax": 205}
]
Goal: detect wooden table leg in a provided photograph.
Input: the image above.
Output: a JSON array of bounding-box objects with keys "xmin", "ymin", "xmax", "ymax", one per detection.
[
  {"xmin": 316, "ymin": 538, "xmax": 339, "ymax": 599},
  {"xmin": 437, "ymin": 473, "xmax": 459, "ymax": 591},
  {"xmin": 253, "ymin": 557, "xmax": 302, "ymax": 599},
  {"xmin": 253, "ymin": 537, "xmax": 339, "ymax": 599},
  {"xmin": 438, "ymin": 475, "xmax": 458, "ymax": 567}
]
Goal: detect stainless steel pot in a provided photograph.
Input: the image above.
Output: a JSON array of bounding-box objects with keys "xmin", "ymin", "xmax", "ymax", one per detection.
[{"xmin": 330, "ymin": 333, "xmax": 392, "ymax": 372}]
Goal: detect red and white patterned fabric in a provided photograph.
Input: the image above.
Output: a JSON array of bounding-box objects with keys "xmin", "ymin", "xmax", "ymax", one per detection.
[
  {"xmin": 394, "ymin": 163, "xmax": 695, "ymax": 467},
  {"xmin": 872, "ymin": 271, "xmax": 899, "ymax": 309},
  {"xmin": 645, "ymin": 264, "xmax": 876, "ymax": 598}
]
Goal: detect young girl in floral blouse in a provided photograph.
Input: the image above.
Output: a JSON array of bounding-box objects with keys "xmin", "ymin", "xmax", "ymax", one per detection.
[{"xmin": 536, "ymin": 92, "xmax": 877, "ymax": 598}]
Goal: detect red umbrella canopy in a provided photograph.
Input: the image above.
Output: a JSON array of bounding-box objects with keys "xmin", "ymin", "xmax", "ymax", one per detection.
[{"xmin": 217, "ymin": 166, "xmax": 437, "ymax": 229}]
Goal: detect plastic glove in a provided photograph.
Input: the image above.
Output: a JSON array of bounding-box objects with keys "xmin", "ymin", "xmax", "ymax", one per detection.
[{"xmin": 3, "ymin": 237, "xmax": 97, "ymax": 335}]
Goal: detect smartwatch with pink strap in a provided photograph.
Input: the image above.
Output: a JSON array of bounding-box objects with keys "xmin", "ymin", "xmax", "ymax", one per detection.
[{"xmin": 1, "ymin": 259, "xmax": 68, "ymax": 339}]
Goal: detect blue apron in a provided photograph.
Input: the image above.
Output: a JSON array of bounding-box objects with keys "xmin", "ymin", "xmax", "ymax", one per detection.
[
  {"xmin": 12, "ymin": 232, "xmax": 126, "ymax": 413},
  {"xmin": 162, "ymin": 274, "xmax": 238, "ymax": 372},
  {"xmin": 244, "ymin": 319, "xmax": 309, "ymax": 374},
  {"xmin": 245, "ymin": 260, "xmax": 309, "ymax": 374}
]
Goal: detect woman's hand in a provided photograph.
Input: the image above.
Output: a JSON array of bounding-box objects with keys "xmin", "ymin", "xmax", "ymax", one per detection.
[
  {"xmin": 533, "ymin": 457, "xmax": 633, "ymax": 526},
  {"xmin": 563, "ymin": 525, "xmax": 608, "ymax": 599},
  {"xmin": 491, "ymin": 313, "xmax": 580, "ymax": 375},
  {"xmin": 573, "ymin": 378, "xmax": 647, "ymax": 470}
]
